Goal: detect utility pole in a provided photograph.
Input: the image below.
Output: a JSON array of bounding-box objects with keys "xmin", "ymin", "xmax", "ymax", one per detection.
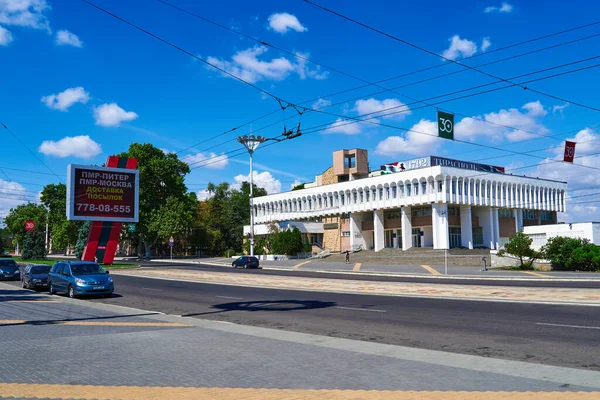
[{"xmin": 237, "ymin": 134, "xmax": 267, "ymax": 257}]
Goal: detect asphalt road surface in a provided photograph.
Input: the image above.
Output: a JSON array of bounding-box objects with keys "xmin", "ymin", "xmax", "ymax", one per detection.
[{"xmin": 70, "ymin": 273, "xmax": 600, "ymax": 371}]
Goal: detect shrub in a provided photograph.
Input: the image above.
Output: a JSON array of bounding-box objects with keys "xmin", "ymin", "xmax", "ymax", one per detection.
[
  {"xmin": 541, "ymin": 236, "xmax": 600, "ymax": 271},
  {"xmin": 497, "ymin": 231, "xmax": 540, "ymax": 270},
  {"xmin": 21, "ymin": 231, "xmax": 46, "ymax": 260}
]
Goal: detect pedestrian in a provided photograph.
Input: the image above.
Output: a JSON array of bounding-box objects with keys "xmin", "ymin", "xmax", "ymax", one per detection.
[
  {"xmin": 94, "ymin": 256, "xmax": 98, "ymax": 264},
  {"xmin": 345, "ymin": 250, "xmax": 350, "ymax": 264}
]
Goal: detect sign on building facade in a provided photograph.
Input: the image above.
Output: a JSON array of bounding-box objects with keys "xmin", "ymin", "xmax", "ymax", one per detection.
[{"xmin": 381, "ymin": 156, "xmax": 505, "ymax": 175}]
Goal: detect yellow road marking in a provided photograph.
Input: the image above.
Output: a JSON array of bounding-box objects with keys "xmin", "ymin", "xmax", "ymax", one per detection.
[
  {"xmin": 420, "ymin": 264, "xmax": 441, "ymax": 275},
  {"xmin": 352, "ymin": 262, "xmax": 361, "ymax": 272},
  {"xmin": 0, "ymin": 320, "xmax": 188, "ymax": 327},
  {"xmin": 522, "ymin": 271, "xmax": 552, "ymax": 278},
  {"xmin": 293, "ymin": 260, "xmax": 312, "ymax": 269},
  {"xmin": 6, "ymin": 300, "xmax": 57, "ymax": 303},
  {"xmin": 0, "ymin": 384, "xmax": 596, "ymax": 399}
]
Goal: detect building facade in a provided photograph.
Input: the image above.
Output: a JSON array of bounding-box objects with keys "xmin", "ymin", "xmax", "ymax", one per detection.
[
  {"xmin": 524, "ymin": 222, "xmax": 600, "ymax": 249},
  {"xmin": 247, "ymin": 149, "xmax": 567, "ymax": 252}
]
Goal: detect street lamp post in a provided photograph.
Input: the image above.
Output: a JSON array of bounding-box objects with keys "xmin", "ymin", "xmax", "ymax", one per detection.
[{"xmin": 237, "ymin": 134, "xmax": 267, "ymax": 257}]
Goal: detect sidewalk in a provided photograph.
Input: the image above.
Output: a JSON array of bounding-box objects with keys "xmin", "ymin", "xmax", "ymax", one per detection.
[
  {"xmin": 113, "ymin": 268, "xmax": 600, "ymax": 306},
  {"xmin": 1, "ymin": 282, "xmax": 599, "ymax": 399},
  {"xmin": 152, "ymin": 257, "xmax": 600, "ymax": 281}
]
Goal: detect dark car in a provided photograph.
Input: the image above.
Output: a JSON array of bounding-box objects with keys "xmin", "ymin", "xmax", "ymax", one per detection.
[
  {"xmin": 48, "ymin": 261, "xmax": 114, "ymax": 298},
  {"xmin": 0, "ymin": 259, "xmax": 20, "ymax": 281},
  {"xmin": 21, "ymin": 264, "xmax": 51, "ymax": 290},
  {"xmin": 232, "ymin": 256, "xmax": 260, "ymax": 269}
]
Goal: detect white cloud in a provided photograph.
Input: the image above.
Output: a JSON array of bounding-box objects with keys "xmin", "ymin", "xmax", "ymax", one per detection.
[
  {"xmin": 325, "ymin": 117, "xmax": 363, "ymax": 135},
  {"xmin": 0, "ymin": 24, "xmax": 12, "ymax": 45},
  {"xmin": 551, "ymin": 128, "xmax": 600, "ymax": 156},
  {"xmin": 553, "ymin": 103, "xmax": 569, "ymax": 115},
  {"xmin": 207, "ymin": 45, "xmax": 327, "ymax": 83},
  {"xmin": 455, "ymin": 101, "xmax": 549, "ymax": 142},
  {"xmin": 267, "ymin": 12, "xmax": 307, "ymax": 33},
  {"xmin": 311, "ymin": 98, "xmax": 332, "ymax": 110},
  {"xmin": 232, "ymin": 170, "xmax": 281, "ymax": 194},
  {"xmin": 290, "ymin": 179, "xmax": 302, "ymax": 190},
  {"xmin": 93, "ymin": 103, "xmax": 138, "ymax": 127},
  {"xmin": 0, "ymin": 0, "xmax": 50, "ymax": 33},
  {"xmin": 481, "ymin": 37, "xmax": 491, "ymax": 52},
  {"xmin": 39, "ymin": 135, "xmax": 101, "ymax": 159},
  {"xmin": 197, "ymin": 189, "xmax": 214, "ymax": 201},
  {"xmin": 485, "ymin": 2, "xmax": 513, "ymax": 13},
  {"xmin": 182, "ymin": 152, "xmax": 229, "ymax": 169},
  {"xmin": 375, "ymin": 119, "xmax": 441, "ymax": 156},
  {"xmin": 0, "ymin": 179, "xmax": 30, "ymax": 214},
  {"xmin": 442, "ymin": 35, "xmax": 478, "ymax": 60},
  {"xmin": 55, "ymin": 29, "xmax": 82, "ymax": 47},
  {"xmin": 354, "ymin": 98, "xmax": 411, "ymax": 120},
  {"xmin": 41, "ymin": 86, "xmax": 89, "ymax": 111}
]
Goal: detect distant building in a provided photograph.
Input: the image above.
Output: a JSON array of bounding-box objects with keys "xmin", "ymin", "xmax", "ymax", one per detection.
[
  {"xmin": 245, "ymin": 149, "xmax": 567, "ymax": 252},
  {"xmin": 524, "ymin": 222, "xmax": 600, "ymax": 249}
]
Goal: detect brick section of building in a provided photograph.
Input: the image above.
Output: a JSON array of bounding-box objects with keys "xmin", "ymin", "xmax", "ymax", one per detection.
[{"xmin": 321, "ymin": 166, "xmax": 339, "ymax": 186}]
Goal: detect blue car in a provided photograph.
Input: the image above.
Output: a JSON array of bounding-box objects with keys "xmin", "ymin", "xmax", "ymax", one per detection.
[
  {"xmin": 21, "ymin": 264, "xmax": 51, "ymax": 290},
  {"xmin": 48, "ymin": 261, "xmax": 114, "ymax": 298},
  {"xmin": 0, "ymin": 258, "xmax": 20, "ymax": 281}
]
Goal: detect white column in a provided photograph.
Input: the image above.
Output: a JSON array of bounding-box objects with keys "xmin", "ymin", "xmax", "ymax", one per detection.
[
  {"xmin": 441, "ymin": 175, "xmax": 447, "ymax": 203},
  {"xmin": 467, "ymin": 179, "xmax": 472, "ymax": 205},
  {"xmin": 401, "ymin": 206, "xmax": 412, "ymax": 251},
  {"xmin": 513, "ymin": 209, "xmax": 519, "ymax": 233},
  {"xmin": 460, "ymin": 205, "xmax": 473, "ymax": 249},
  {"xmin": 492, "ymin": 207, "xmax": 500, "ymax": 250},
  {"xmin": 432, "ymin": 203, "xmax": 449, "ymax": 249},
  {"xmin": 349, "ymin": 213, "xmax": 357, "ymax": 250},
  {"xmin": 374, "ymin": 210, "xmax": 385, "ymax": 252},
  {"xmin": 349, "ymin": 213, "xmax": 366, "ymax": 251}
]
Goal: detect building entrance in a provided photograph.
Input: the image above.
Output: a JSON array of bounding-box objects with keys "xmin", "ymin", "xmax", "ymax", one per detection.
[
  {"xmin": 449, "ymin": 227, "xmax": 461, "ymax": 248},
  {"xmin": 385, "ymin": 229, "xmax": 402, "ymax": 248},
  {"xmin": 412, "ymin": 228, "xmax": 421, "ymax": 248}
]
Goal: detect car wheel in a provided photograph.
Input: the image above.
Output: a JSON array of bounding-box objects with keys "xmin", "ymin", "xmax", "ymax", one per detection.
[
  {"xmin": 233, "ymin": 264, "xmax": 237, "ymax": 268},
  {"xmin": 68, "ymin": 285, "xmax": 76, "ymax": 299},
  {"xmin": 49, "ymin": 283, "xmax": 55, "ymax": 295},
  {"xmin": 244, "ymin": 263, "xmax": 249, "ymax": 269}
]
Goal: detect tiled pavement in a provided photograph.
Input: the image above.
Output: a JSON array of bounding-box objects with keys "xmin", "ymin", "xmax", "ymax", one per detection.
[
  {"xmin": 112, "ymin": 268, "xmax": 600, "ymax": 306},
  {"xmin": 2, "ymin": 282, "xmax": 600, "ymax": 399}
]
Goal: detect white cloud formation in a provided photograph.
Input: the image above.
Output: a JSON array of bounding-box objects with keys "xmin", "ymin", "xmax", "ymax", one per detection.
[
  {"xmin": 93, "ymin": 103, "xmax": 138, "ymax": 127},
  {"xmin": 0, "ymin": 0, "xmax": 50, "ymax": 32},
  {"xmin": 354, "ymin": 98, "xmax": 411, "ymax": 121},
  {"xmin": 553, "ymin": 103, "xmax": 569, "ymax": 115},
  {"xmin": 325, "ymin": 117, "xmax": 363, "ymax": 135},
  {"xmin": 207, "ymin": 45, "xmax": 327, "ymax": 83},
  {"xmin": 232, "ymin": 170, "xmax": 281, "ymax": 194},
  {"xmin": 39, "ymin": 135, "xmax": 101, "ymax": 159},
  {"xmin": 267, "ymin": 12, "xmax": 307, "ymax": 33},
  {"xmin": 485, "ymin": 2, "xmax": 513, "ymax": 13},
  {"xmin": 55, "ymin": 29, "xmax": 82, "ymax": 47},
  {"xmin": 312, "ymin": 98, "xmax": 332, "ymax": 110},
  {"xmin": 0, "ymin": 24, "xmax": 12, "ymax": 45},
  {"xmin": 551, "ymin": 128, "xmax": 600, "ymax": 156},
  {"xmin": 375, "ymin": 119, "xmax": 441, "ymax": 156},
  {"xmin": 197, "ymin": 189, "xmax": 214, "ymax": 201},
  {"xmin": 481, "ymin": 37, "xmax": 491, "ymax": 52},
  {"xmin": 0, "ymin": 179, "xmax": 30, "ymax": 214},
  {"xmin": 442, "ymin": 35, "xmax": 478, "ymax": 60},
  {"xmin": 455, "ymin": 101, "xmax": 549, "ymax": 142},
  {"xmin": 41, "ymin": 86, "xmax": 89, "ymax": 111},
  {"xmin": 182, "ymin": 152, "xmax": 229, "ymax": 169}
]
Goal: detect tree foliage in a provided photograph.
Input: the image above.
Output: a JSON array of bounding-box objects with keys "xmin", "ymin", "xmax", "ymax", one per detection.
[
  {"xmin": 40, "ymin": 183, "xmax": 81, "ymax": 251},
  {"xmin": 4, "ymin": 203, "xmax": 47, "ymax": 247},
  {"xmin": 291, "ymin": 183, "xmax": 305, "ymax": 191},
  {"xmin": 271, "ymin": 227, "xmax": 305, "ymax": 255},
  {"xmin": 497, "ymin": 231, "xmax": 540, "ymax": 269},
  {"xmin": 542, "ymin": 236, "xmax": 600, "ymax": 271},
  {"xmin": 21, "ymin": 231, "xmax": 46, "ymax": 260},
  {"xmin": 74, "ymin": 221, "xmax": 91, "ymax": 260}
]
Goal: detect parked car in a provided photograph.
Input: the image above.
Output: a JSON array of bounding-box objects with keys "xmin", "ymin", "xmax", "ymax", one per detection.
[
  {"xmin": 21, "ymin": 264, "xmax": 51, "ymax": 290},
  {"xmin": 48, "ymin": 261, "xmax": 114, "ymax": 298},
  {"xmin": 0, "ymin": 259, "xmax": 20, "ymax": 281},
  {"xmin": 231, "ymin": 256, "xmax": 260, "ymax": 269}
]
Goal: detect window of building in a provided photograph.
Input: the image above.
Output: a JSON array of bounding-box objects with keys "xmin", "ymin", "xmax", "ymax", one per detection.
[
  {"xmin": 392, "ymin": 186, "xmax": 397, "ymax": 198},
  {"xmin": 411, "ymin": 207, "xmax": 432, "ymax": 217},
  {"xmin": 344, "ymin": 155, "xmax": 356, "ymax": 169},
  {"xmin": 413, "ymin": 183, "xmax": 419, "ymax": 195},
  {"xmin": 523, "ymin": 209, "xmax": 536, "ymax": 220},
  {"xmin": 386, "ymin": 211, "xmax": 401, "ymax": 219},
  {"xmin": 341, "ymin": 231, "xmax": 351, "ymax": 237},
  {"xmin": 458, "ymin": 181, "xmax": 462, "ymax": 195},
  {"xmin": 498, "ymin": 208, "xmax": 512, "ymax": 218},
  {"xmin": 421, "ymin": 182, "xmax": 427, "ymax": 195},
  {"xmin": 379, "ymin": 188, "xmax": 384, "ymax": 200},
  {"xmin": 447, "ymin": 206, "xmax": 459, "ymax": 216},
  {"xmin": 541, "ymin": 211, "xmax": 554, "ymax": 221}
]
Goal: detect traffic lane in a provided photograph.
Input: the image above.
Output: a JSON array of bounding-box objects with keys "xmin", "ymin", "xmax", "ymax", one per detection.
[
  {"xmin": 136, "ymin": 262, "xmax": 600, "ymax": 289},
  {"xmin": 89, "ymin": 274, "xmax": 600, "ymax": 371}
]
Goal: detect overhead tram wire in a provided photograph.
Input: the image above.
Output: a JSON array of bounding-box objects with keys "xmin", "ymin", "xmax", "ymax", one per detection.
[
  {"xmin": 157, "ymin": 0, "xmax": 600, "ymax": 155},
  {"xmin": 305, "ymin": 0, "xmax": 600, "ymax": 114}
]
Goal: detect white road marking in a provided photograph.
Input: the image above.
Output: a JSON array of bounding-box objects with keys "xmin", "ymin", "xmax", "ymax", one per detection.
[
  {"xmin": 216, "ymin": 295, "xmax": 243, "ymax": 300},
  {"xmin": 536, "ymin": 322, "xmax": 600, "ymax": 330},
  {"xmin": 336, "ymin": 306, "xmax": 386, "ymax": 313},
  {"xmin": 142, "ymin": 288, "xmax": 163, "ymax": 291}
]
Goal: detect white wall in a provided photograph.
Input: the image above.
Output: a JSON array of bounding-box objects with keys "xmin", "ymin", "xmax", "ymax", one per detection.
[
  {"xmin": 422, "ymin": 226, "xmax": 433, "ymax": 247},
  {"xmin": 524, "ymin": 222, "xmax": 600, "ymax": 248}
]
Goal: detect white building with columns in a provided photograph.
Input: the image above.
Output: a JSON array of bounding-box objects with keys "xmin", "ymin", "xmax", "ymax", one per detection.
[{"xmin": 247, "ymin": 151, "xmax": 567, "ymax": 252}]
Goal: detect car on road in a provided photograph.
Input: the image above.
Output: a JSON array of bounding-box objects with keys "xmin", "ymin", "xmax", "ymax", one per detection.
[
  {"xmin": 21, "ymin": 264, "xmax": 51, "ymax": 290},
  {"xmin": 48, "ymin": 261, "xmax": 114, "ymax": 298},
  {"xmin": 0, "ymin": 259, "xmax": 20, "ymax": 281},
  {"xmin": 232, "ymin": 256, "xmax": 260, "ymax": 269}
]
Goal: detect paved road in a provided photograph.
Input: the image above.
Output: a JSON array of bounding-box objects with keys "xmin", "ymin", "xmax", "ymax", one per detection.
[
  {"xmin": 57, "ymin": 273, "xmax": 600, "ymax": 371},
  {"xmin": 134, "ymin": 261, "xmax": 600, "ymax": 288}
]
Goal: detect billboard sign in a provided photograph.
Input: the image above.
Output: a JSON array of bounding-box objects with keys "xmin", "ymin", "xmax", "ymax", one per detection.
[
  {"xmin": 381, "ymin": 156, "xmax": 505, "ymax": 175},
  {"xmin": 67, "ymin": 164, "xmax": 139, "ymax": 222}
]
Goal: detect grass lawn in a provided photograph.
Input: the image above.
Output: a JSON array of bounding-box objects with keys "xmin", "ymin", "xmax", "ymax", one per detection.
[{"xmin": 11, "ymin": 257, "xmax": 140, "ymax": 269}]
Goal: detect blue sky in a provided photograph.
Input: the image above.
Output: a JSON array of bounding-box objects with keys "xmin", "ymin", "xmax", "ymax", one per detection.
[{"xmin": 1, "ymin": 0, "xmax": 600, "ymax": 222}]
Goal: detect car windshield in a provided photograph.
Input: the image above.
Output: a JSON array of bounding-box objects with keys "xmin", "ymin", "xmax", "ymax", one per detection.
[
  {"xmin": 31, "ymin": 266, "xmax": 51, "ymax": 274},
  {"xmin": 0, "ymin": 260, "xmax": 17, "ymax": 268},
  {"xmin": 70, "ymin": 264, "xmax": 105, "ymax": 275}
]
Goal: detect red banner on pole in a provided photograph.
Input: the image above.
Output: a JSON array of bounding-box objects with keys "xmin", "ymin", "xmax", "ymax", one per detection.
[
  {"xmin": 25, "ymin": 221, "xmax": 35, "ymax": 231},
  {"xmin": 564, "ymin": 141, "xmax": 576, "ymax": 163}
]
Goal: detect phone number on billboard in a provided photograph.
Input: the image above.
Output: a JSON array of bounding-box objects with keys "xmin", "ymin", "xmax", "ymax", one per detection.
[{"xmin": 76, "ymin": 204, "xmax": 132, "ymax": 213}]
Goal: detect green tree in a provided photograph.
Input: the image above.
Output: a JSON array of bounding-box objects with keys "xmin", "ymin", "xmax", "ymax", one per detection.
[
  {"xmin": 4, "ymin": 203, "xmax": 47, "ymax": 249},
  {"xmin": 291, "ymin": 183, "xmax": 305, "ymax": 191},
  {"xmin": 116, "ymin": 143, "xmax": 192, "ymax": 256},
  {"xmin": 40, "ymin": 183, "xmax": 81, "ymax": 252},
  {"xmin": 21, "ymin": 231, "xmax": 46, "ymax": 260},
  {"xmin": 74, "ymin": 221, "xmax": 91, "ymax": 260},
  {"xmin": 149, "ymin": 193, "xmax": 198, "ymax": 243},
  {"xmin": 542, "ymin": 237, "xmax": 600, "ymax": 271},
  {"xmin": 498, "ymin": 231, "xmax": 540, "ymax": 269}
]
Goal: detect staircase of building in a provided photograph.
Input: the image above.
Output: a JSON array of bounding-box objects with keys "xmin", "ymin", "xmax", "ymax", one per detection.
[{"xmin": 321, "ymin": 247, "xmax": 490, "ymax": 267}]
